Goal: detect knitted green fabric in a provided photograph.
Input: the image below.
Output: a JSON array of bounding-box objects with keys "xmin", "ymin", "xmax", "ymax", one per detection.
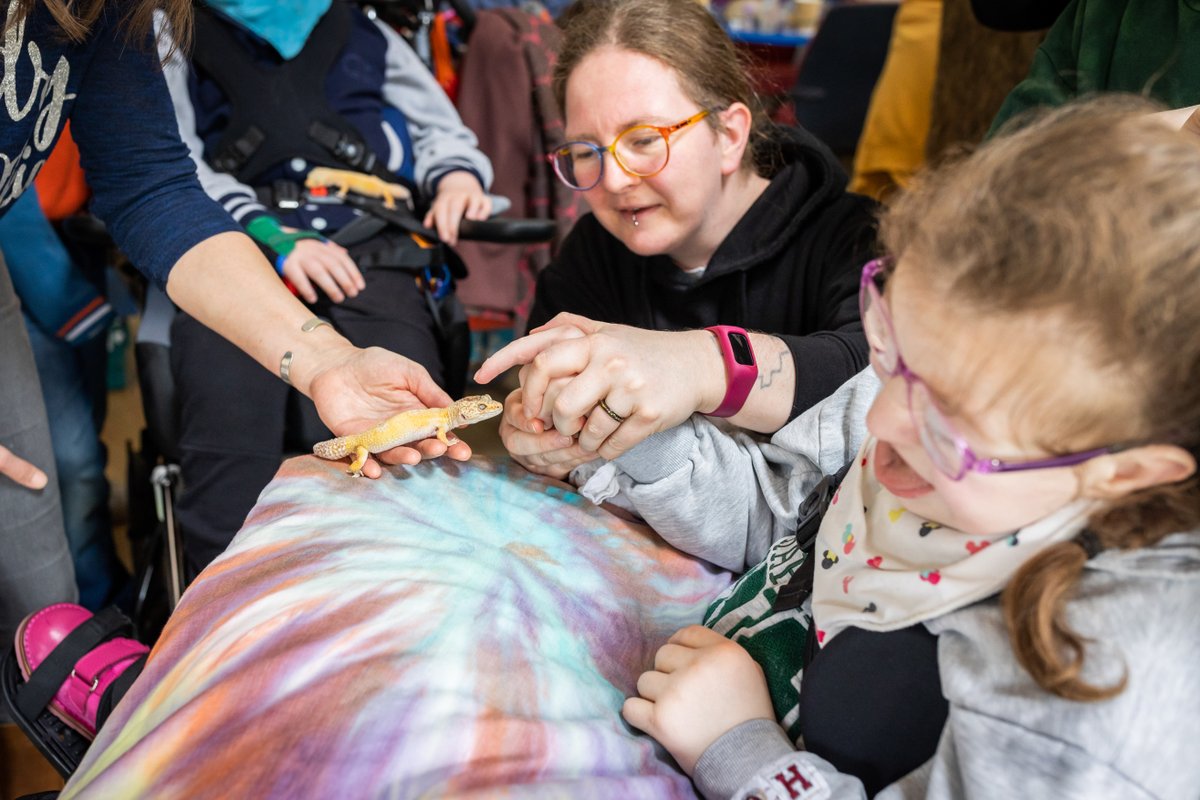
[{"xmin": 704, "ymin": 535, "xmax": 811, "ymax": 742}]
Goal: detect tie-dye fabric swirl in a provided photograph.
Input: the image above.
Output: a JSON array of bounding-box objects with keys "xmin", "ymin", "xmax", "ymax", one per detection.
[{"xmin": 60, "ymin": 456, "xmax": 732, "ymax": 799}]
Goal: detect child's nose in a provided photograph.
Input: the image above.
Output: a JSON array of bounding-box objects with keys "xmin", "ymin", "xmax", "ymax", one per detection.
[{"xmin": 866, "ymin": 374, "xmax": 920, "ymax": 446}]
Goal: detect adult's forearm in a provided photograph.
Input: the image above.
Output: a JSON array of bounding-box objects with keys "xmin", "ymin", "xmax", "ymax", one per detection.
[
  {"xmin": 721, "ymin": 333, "xmax": 795, "ymax": 433},
  {"xmin": 164, "ymin": 231, "xmax": 356, "ymax": 397}
]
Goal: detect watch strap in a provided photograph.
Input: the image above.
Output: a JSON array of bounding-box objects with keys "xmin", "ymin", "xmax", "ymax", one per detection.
[{"xmin": 705, "ymin": 325, "xmax": 757, "ymax": 417}]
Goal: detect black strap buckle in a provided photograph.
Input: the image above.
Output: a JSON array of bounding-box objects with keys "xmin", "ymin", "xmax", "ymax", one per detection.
[
  {"xmin": 308, "ymin": 120, "xmax": 377, "ymax": 173},
  {"xmin": 771, "ymin": 461, "xmax": 854, "ymax": 613},
  {"xmin": 212, "ymin": 125, "xmax": 265, "ymax": 174},
  {"xmin": 272, "ymin": 179, "xmax": 302, "ymax": 210}
]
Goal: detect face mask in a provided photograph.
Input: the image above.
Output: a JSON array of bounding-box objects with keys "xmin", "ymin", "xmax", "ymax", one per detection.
[{"xmin": 206, "ymin": 0, "xmax": 332, "ymax": 60}]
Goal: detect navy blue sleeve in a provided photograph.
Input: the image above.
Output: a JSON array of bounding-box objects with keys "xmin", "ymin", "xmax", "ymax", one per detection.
[{"xmin": 69, "ymin": 18, "xmax": 238, "ymax": 288}]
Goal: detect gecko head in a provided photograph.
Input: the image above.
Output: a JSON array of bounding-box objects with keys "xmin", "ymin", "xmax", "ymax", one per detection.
[
  {"xmin": 454, "ymin": 395, "xmax": 503, "ymax": 424},
  {"xmin": 303, "ymin": 167, "xmax": 334, "ymax": 188}
]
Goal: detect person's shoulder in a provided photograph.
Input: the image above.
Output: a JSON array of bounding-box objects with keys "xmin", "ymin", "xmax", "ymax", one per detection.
[
  {"xmin": 352, "ymin": 5, "xmax": 383, "ymax": 31},
  {"xmin": 933, "ymin": 532, "xmax": 1200, "ymax": 757},
  {"xmin": 1074, "ymin": 530, "xmax": 1200, "ymax": 658},
  {"xmin": 764, "ymin": 126, "xmax": 879, "ymax": 227}
]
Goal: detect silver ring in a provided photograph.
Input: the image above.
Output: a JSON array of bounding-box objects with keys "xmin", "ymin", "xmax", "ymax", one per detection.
[{"xmin": 598, "ymin": 398, "xmax": 626, "ymax": 423}]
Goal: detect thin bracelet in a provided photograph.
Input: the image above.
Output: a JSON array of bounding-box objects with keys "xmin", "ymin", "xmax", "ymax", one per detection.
[{"xmin": 279, "ymin": 317, "xmax": 332, "ymax": 385}]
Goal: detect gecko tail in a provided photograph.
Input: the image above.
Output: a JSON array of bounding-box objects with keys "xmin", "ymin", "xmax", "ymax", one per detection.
[{"xmin": 313, "ymin": 438, "xmax": 351, "ymax": 459}]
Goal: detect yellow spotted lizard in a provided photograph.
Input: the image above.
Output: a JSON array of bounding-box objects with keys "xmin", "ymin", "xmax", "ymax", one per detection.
[
  {"xmin": 312, "ymin": 395, "xmax": 503, "ymax": 475},
  {"xmin": 304, "ymin": 166, "xmax": 414, "ymax": 210}
]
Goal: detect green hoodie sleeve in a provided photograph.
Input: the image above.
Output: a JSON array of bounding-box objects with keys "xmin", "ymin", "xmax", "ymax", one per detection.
[{"xmin": 988, "ymin": 0, "xmax": 1083, "ymax": 136}]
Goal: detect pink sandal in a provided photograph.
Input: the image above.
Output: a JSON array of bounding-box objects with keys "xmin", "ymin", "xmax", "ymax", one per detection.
[{"xmin": 2, "ymin": 603, "xmax": 148, "ymax": 776}]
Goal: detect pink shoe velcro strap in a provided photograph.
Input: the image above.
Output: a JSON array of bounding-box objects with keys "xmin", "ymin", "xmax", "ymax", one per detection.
[
  {"xmin": 71, "ymin": 638, "xmax": 148, "ymax": 689},
  {"xmin": 62, "ymin": 639, "xmax": 147, "ymax": 735}
]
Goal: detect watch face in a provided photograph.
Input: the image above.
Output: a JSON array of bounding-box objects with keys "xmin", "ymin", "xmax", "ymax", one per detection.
[{"xmin": 728, "ymin": 331, "xmax": 755, "ymax": 365}]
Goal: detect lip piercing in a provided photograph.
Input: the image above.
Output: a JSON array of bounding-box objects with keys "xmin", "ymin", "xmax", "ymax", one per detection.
[{"xmin": 632, "ymin": 211, "xmax": 639, "ymax": 227}]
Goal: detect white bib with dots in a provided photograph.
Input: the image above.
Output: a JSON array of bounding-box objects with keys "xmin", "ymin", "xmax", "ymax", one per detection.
[{"xmin": 810, "ymin": 438, "xmax": 1093, "ymax": 647}]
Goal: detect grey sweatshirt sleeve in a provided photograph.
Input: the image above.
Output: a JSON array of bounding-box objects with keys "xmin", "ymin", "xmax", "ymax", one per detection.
[
  {"xmin": 693, "ymin": 687, "xmax": 1162, "ymax": 800},
  {"xmin": 374, "ymin": 20, "xmax": 493, "ymax": 197},
  {"xmin": 693, "ymin": 719, "xmax": 868, "ymax": 800},
  {"xmin": 594, "ymin": 369, "xmax": 879, "ymax": 571},
  {"xmin": 156, "ymin": 15, "xmax": 272, "ymax": 227}
]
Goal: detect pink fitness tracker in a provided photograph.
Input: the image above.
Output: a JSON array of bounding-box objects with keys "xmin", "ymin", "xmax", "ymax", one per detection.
[{"xmin": 705, "ymin": 325, "xmax": 757, "ymax": 417}]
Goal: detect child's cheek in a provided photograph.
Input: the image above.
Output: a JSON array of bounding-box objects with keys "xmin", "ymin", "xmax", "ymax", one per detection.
[
  {"xmin": 904, "ymin": 476, "xmax": 999, "ymax": 537},
  {"xmin": 936, "ymin": 473, "xmax": 1077, "ymax": 537}
]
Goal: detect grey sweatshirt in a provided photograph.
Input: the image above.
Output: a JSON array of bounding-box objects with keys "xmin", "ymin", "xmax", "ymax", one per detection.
[
  {"xmin": 578, "ymin": 369, "xmax": 880, "ymax": 572},
  {"xmin": 584, "ymin": 369, "xmax": 1200, "ymax": 799}
]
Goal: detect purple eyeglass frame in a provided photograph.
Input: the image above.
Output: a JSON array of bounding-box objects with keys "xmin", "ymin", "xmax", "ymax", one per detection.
[{"xmin": 859, "ymin": 257, "xmax": 1116, "ymax": 480}]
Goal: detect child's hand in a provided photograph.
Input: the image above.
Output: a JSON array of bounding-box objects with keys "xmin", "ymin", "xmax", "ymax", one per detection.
[
  {"xmin": 498, "ymin": 387, "xmax": 596, "ymax": 479},
  {"xmin": 424, "ymin": 171, "xmax": 492, "ymax": 246},
  {"xmin": 281, "ymin": 238, "xmax": 365, "ymax": 304},
  {"xmin": 622, "ymin": 625, "xmax": 775, "ymax": 775}
]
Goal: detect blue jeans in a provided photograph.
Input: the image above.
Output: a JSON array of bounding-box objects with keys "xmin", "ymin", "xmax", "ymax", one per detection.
[{"xmin": 23, "ymin": 312, "xmax": 125, "ymax": 609}]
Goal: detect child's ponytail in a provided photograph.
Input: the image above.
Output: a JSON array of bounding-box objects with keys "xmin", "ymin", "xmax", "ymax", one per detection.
[
  {"xmin": 1002, "ymin": 540, "xmax": 1123, "ymax": 702},
  {"xmin": 1004, "ymin": 473, "xmax": 1199, "ymax": 701}
]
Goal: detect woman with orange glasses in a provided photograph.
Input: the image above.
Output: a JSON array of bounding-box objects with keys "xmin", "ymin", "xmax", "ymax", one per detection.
[{"xmin": 495, "ymin": 0, "xmax": 877, "ymax": 480}]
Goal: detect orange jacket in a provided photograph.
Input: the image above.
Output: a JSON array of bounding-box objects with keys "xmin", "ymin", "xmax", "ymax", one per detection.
[{"xmin": 34, "ymin": 121, "xmax": 91, "ymax": 220}]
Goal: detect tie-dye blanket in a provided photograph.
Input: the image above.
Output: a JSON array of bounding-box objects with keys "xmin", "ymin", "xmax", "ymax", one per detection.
[{"xmin": 60, "ymin": 456, "xmax": 732, "ymax": 799}]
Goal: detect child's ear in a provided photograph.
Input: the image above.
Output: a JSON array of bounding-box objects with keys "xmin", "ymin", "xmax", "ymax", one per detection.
[
  {"xmin": 717, "ymin": 103, "xmax": 754, "ymax": 176},
  {"xmin": 1077, "ymin": 445, "xmax": 1197, "ymax": 500}
]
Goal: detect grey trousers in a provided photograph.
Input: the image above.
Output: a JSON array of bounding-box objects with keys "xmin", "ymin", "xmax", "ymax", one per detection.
[{"xmin": 0, "ymin": 253, "xmax": 77, "ymax": 673}]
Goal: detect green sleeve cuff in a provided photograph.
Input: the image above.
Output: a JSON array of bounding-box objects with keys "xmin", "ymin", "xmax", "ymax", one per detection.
[{"xmin": 245, "ymin": 216, "xmax": 326, "ymax": 258}]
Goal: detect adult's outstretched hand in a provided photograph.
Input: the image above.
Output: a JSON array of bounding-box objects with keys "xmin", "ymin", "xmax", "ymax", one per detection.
[{"xmin": 308, "ymin": 345, "xmax": 473, "ymax": 478}]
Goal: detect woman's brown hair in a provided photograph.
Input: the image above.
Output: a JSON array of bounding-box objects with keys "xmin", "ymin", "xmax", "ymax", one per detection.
[
  {"xmin": 881, "ymin": 97, "xmax": 1200, "ymax": 701},
  {"xmin": 7, "ymin": 0, "xmax": 193, "ymax": 58},
  {"xmin": 553, "ymin": 0, "xmax": 772, "ymax": 174}
]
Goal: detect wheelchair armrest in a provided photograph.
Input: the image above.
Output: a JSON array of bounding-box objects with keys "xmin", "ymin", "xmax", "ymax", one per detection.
[
  {"xmin": 339, "ymin": 193, "xmax": 556, "ymax": 244},
  {"xmin": 457, "ymin": 218, "xmax": 557, "ymax": 243}
]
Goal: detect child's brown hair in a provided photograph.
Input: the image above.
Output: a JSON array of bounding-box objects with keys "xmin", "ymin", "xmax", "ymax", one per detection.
[{"xmin": 881, "ymin": 97, "xmax": 1200, "ymax": 701}]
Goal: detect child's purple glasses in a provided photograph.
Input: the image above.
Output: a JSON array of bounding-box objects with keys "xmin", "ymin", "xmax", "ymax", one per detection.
[{"xmin": 859, "ymin": 258, "xmax": 1115, "ymax": 481}]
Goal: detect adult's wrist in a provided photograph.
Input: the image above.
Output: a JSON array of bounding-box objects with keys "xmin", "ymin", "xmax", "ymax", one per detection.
[
  {"xmin": 281, "ymin": 323, "xmax": 355, "ymax": 397},
  {"xmin": 694, "ymin": 329, "xmax": 731, "ymax": 415},
  {"xmin": 703, "ymin": 325, "xmax": 758, "ymax": 417}
]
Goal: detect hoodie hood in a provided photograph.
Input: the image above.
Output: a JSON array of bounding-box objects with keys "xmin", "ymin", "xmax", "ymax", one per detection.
[
  {"xmin": 645, "ymin": 123, "xmax": 859, "ymax": 329},
  {"xmin": 1087, "ymin": 530, "xmax": 1200, "ymax": 580},
  {"xmin": 648, "ymin": 123, "xmax": 850, "ymax": 293}
]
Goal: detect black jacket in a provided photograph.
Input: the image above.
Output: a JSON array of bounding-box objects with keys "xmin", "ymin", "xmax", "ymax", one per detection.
[{"xmin": 529, "ymin": 124, "xmax": 878, "ymax": 419}]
